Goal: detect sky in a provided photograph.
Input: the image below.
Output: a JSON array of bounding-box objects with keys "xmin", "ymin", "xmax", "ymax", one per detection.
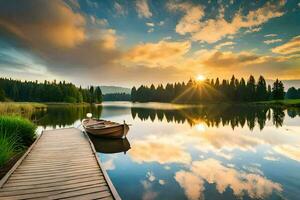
[{"xmin": 0, "ymin": 0, "xmax": 299, "ymax": 87}]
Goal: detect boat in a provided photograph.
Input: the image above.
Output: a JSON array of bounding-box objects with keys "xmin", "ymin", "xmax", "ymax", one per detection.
[
  {"xmin": 88, "ymin": 135, "xmax": 131, "ymax": 154},
  {"xmin": 82, "ymin": 118, "xmax": 129, "ymax": 138}
]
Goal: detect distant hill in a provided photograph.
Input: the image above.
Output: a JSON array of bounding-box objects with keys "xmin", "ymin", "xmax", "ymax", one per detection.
[{"xmin": 100, "ymin": 86, "xmax": 131, "ymax": 94}]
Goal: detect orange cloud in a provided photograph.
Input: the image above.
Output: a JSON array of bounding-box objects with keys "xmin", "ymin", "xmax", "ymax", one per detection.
[
  {"xmin": 129, "ymin": 139, "xmax": 192, "ymax": 164},
  {"xmin": 188, "ymin": 50, "xmax": 285, "ymax": 70},
  {"xmin": 0, "ymin": 0, "xmax": 86, "ymax": 48},
  {"xmin": 175, "ymin": 171, "xmax": 205, "ymax": 200},
  {"xmin": 175, "ymin": 159, "xmax": 283, "ymax": 200},
  {"xmin": 214, "ymin": 41, "xmax": 235, "ymax": 50},
  {"xmin": 274, "ymin": 144, "xmax": 300, "ymax": 162},
  {"xmin": 123, "ymin": 40, "xmax": 191, "ymax": 67},
  {"xmin": 168, "ymin": 1, "xmax": 285, "ymax": 43},
  {"xmin": 272, "ymin": 35, "xmax": 300, "ymax": 54},
  {"xmin": 264, "ymin": 39, "xmax": 282, "ymax": 44}
]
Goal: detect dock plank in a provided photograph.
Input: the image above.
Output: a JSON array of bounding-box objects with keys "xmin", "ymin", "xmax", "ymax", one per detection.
[{"xmin": 0, "ymin": 128, "xmax": 120, "ymax": 200}]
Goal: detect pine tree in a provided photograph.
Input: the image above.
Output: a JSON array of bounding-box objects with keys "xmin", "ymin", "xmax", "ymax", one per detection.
[
  {"xmin": 246, "ymin": 75, "xmax": 256, "ymax": 101},
  {"xmin": 256, "ymin": 76, "xmax": 268, "ymax": 101},
  {"xmin": 95, "ymin": 86, "xmax": 102, "ymax": 103},
  {"xmin": 272, "ymin": 79, "xmax": 285, "ymax": 100},
  {"xmin": 131, "ymin": 87, "xmax": 137, "ymax": 102}
]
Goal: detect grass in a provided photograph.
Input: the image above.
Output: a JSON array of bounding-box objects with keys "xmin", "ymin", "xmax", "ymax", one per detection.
[
  {"xmin": 0, "ymin": 133, "xmax": 22, "ymax": 167},
  {"xmin": 255, "ymin": 99, "xmax": 300, "ymax": 107},
  {"xmin": 0, "ymin": 116, "xmax": 37, "ymax": 167},
  {"xmin": 45, "ymin": 102, "xmax": 89, "ymax": 106},
  {"xmin": 0, "ymin": 102, "xmax": 47, "ymax": 117}
]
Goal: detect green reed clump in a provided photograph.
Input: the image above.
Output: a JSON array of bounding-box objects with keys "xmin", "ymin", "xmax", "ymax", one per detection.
[
  {"xmin": 0, "ymin": 133, "xmax": 22, "ymax": 166},
  {"xmin": 0, "ymin": 102, "xmax": 47, "ymax": 118},
  {"xmin": 0, "ymin": 116, "xmax": 37, "ymax": 146},
  {"xmin": 0, "ymin": 116, "xmax": 37, "ymax": 167}
]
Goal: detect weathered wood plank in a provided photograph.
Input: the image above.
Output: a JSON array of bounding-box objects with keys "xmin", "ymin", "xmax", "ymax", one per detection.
[
  {"xmin": 0, "ymin": 182, "xmax": 108, "ymax": 197},
  {"xmin": 8, "ymin": 169, "xmax": 101, "ymax": 181},
  {"xmin": 0, "ymin": 184, "xmax": 109, "ymax": 199},
  {"xmin": 1, "ymin": 176, "xmax": 106, "ymax": 191},
  {"xmin": 0, "ymin": 128, "xmax": 119, "ymax": 199}
]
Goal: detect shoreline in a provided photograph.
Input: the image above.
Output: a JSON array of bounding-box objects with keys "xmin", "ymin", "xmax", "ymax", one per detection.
[{"xmin": 1, "ymin": 99, "xmax": 300, "ymax": 109}]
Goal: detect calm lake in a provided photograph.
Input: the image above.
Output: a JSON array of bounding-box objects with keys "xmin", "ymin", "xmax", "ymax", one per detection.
[{"xmin": 25, "ymin": 102, "xmax": 300, "ymax": 200}]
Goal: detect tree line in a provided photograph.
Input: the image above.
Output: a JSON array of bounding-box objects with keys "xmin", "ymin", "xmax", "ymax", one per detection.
[
  {"xmin": 103, "ymin": 93, "xmax": 131, "ymax": 101},
  {"xmin": 0, "ymin": 78, "xmax": 102, "ymax": 103},
  {"xmin": 286, "ymin": 87, "xmax": 300, "ymax": 99},
  {"xmin": 131, "ymin": 75, "xmax": 287, "ymax": 103}
]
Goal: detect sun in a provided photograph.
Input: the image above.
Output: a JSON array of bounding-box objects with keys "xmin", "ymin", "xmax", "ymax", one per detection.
[
  {"xmin": 196, "ymin": 74, "xmax": 206, "ymax": 81},
  {"xmin": 195, "ymin": 123, "xmax": 206, "ymax": 132}
]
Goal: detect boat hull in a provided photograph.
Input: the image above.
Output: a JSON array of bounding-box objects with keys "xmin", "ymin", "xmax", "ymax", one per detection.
[{"xmin": 82, "ymin": 119, "xmax": 129, "ymax": 139}]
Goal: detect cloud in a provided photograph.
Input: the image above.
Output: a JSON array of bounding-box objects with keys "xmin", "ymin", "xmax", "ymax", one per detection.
[
  {"xmin": 141, "ymin": 180, "xmax": 158, "ymax": 200},
  {"xmin": 192, "ymin": 50, "xmax": 283, "ymax": 69},
  {"xmin": 273, "ymin": 144, "xmax": 300, "ymax": 162},
  {"xmin": 146, "ymin": 22, "xmax": 155, "ymax": 27},
  {"xmin": 66, "ymin": 0, "xmax": 80, "ymax": 9},
  {"xmin": 244, "ymin": 27, "xmax": 262, "ymax": 34},
  {"xmin": 146, "ymin": 171, "xmax": 156, "ymax": 182},
  {"xmin": 158, "ymin": 179, "xmax": 165, "ymax": 185},
  {"xmin": 129, "ymin": 138, "xmax": 192, "ymax": 164},
  {"xmin": 265, "ymin": 34, "xmax": 278, "ymax": 37},
  {"xmin": 158, "ymin": 21, "xmax": 165, "ymax": 26},
  {"xmin": 102, "ymin": 158, "xmax": 115, "ymax": 170},
  {"xmin": 0, "ymin": 0, "xmax": 126, "ymax": 83},
  {"xmin": 264, "ymin": 39, "xmax": 282, "ymax": 44},
  {"xmin": 264, "ymin": 156, "xmax": 280, "ymax": 161},
  {"xmin": 272, "ymin": 35, "xmax": 300, "ymax": 54},
  {"xmin": 175, "ymin": 159, "xmax": 283, "ymax": 200},
  {"xmin": 168, "ymin": 1, "xmax": 285, "ymax": 43},
  {"xmin": 167, "ymin": 2, "xmax": 205, "ymax": 36},
  {"xmin": 0, "ymin": 0, "xmax": 298, "ymax": 86},
  {"xmin": 0, "ymin": 0, "xmax": 86, "ymax": 49},
  {"xmin": 114, "ymin": 2, "xmax": 126, "ymax": 16},
  {"xmin": 86, "ymin": 0, "xmax": 98, "ymax": 9},
  {"xmin": 147, "ymin": 28, "xmax": 154, "ymax": 33},
  {"xmin": 122, "ymin": 38, "xmax": 297, "ymax": 83},
  {"xmin": 175, "ymin": 171, "xmax": 205, "ymax": 200},
  {"xmin": 123, "ymin": 40, "xmax": 191, "ymax": 67},
  {"xmin": 193, "ymin": 128, "xmax": 262, "ymax": 152},
  {"xmin": 136, "ymin": 0, "xmax": 152, "ymax": 18},
  {"xmin": 214, "ymin": 41, "xmax": 235, "ymax": 50},
  {"xmin": 89, "ymin": 16, "xmax": 108, "ymax": 26}
]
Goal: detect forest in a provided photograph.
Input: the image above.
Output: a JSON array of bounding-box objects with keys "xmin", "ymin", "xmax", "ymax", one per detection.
[
  {"xmin": 103, "ymin": 93, "xmax": 131, "ymax": 101},
  {"xmin": 0, "ymin": 78, "xmax": 102, "ymax": 103},
  {"xmin": 131, "ymin": 75, "xmax": 292, "ymax": 103}
]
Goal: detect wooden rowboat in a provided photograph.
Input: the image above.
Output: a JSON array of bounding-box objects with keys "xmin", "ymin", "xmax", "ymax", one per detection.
[{"xmin": 82, "ymin": 118, "xmax": 129, "ymax": 138}]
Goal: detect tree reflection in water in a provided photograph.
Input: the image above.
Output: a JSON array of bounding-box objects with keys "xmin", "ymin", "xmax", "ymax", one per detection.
[
  {"xmin": 131, "ymin": 105, "xmax": 300, "ymax": 130},
  {"xmin": 30, "ymin": 105, "xmax": 102, "ymax": 128}
]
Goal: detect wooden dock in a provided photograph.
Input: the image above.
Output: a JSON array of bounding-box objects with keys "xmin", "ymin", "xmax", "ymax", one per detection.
[{"xmin": 0, "ymin": 128, "xmax": 120, "ymax": 200}]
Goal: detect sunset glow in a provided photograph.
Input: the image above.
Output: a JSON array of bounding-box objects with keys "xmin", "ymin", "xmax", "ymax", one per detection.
[
  {"xmin": 0, "ymin": 0, "xmax": 299, "ymax": 87},
  {"xmin": 196, "ymin": 75, "xmax": 206, "ymax": 82}
]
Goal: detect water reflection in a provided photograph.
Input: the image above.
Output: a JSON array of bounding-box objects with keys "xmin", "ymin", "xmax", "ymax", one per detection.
[
  {"xmin": 131, "ymin": 105, "xmax": 300, "ymax": 130},
  {"xmin": 89, "ymin": 135, "xmax": 131, "ymax": 154},
  {"xmin": 2, "ymin": 102, "xmax": 300, "ymax": 200},
  {"xmin": 31, "ymin": 105, "xmax": 102, "ymax": 128},
  {"xmin": 175, "ymin": 159, "xmax": 283, "ymax": 200}
]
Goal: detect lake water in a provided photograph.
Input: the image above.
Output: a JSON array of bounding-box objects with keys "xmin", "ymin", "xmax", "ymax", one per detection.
[{"xmin": 29, "ymin": 102, "xmax": 300, "ymax": 200}]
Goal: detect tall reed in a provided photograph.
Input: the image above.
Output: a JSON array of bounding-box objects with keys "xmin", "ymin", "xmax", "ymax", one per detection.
[{"xmin": 0, "ymin": 116, "xmax": 36, "ymax": 167}]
